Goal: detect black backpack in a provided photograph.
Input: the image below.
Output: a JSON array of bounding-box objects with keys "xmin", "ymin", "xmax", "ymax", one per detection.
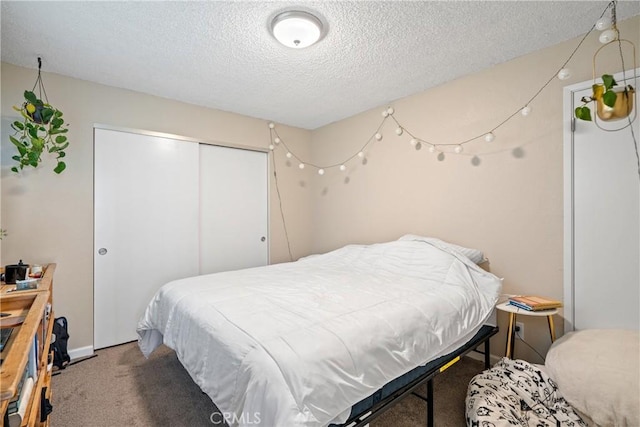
[{"xmin": 51, "ymin": 317, "xmax": 70, "ymax": 369}]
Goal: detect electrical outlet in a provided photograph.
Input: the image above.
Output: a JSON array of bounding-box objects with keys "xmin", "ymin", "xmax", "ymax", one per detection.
[{"xmin": 515, "ymin": 322, "xmax": 525, "ymax": 340}]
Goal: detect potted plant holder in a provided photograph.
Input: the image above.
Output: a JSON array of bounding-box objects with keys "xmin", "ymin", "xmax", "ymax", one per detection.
[
  {"xmin": 9, "ymin": 57, "xmax": 69, "ymax": 174},
  {"xmin": 574, "ymin": 38, "xmax": 636, "ymax": 125},
  {"xmin": 593, "ymin": 81, "xmax": 635, "ymax": 121}
]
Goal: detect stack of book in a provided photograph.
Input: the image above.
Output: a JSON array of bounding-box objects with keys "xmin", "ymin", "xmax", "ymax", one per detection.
[
  {"xmin": 508, "ymin": 295, "xmax": 562, "ymax": 311},
  {"xmin": 6, "ymin": 336, "xmax": 38, "ymax": 427}
]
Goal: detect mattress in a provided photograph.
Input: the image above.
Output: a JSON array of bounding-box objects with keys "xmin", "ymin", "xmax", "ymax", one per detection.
[{"xmin": 137, "ymin": 237, "xmax": 502, "ymax": 426}]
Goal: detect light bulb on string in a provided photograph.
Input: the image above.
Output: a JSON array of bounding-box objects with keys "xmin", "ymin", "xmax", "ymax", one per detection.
[
  {"xmin": 274, "ymin": 137, "xmax": 281, "ymax": 144},
  {"xmin": 596, "ymin": 17, "xmax": 612, "ymax": 31},
  {"xmin": 557, "ymin": 68, "xmax": 571, "ymax": 80},
  {"xmin": 286, "ymin": 152, "xmax": 292, "ymax": 158},
  {"xmin": 375, "ymin": 132, "xmax": 383, "ymax": 141},
  {"xmin": 269, "ymin": 144, "xmax": 275, "ymax": 150},
  {"xmin": 428, "ymin": 145, "xmax": 436, "ymax": 153},
  {"xmin": 521, "ymin": 106, "xmax": 532, "ymax": 116},
  {"xmin": 395, "ymin": 127, "xmax": 403, "ymax": 136},
  {"xmin": 357, "ymin": 151, "xmax": 365, "ymax": 158},
  {"xmin": 599, "ymin": 29, "xmax": 617, "ymax": 44},
  {"xmin": 298, "ymin": 163, "xmax": 305, "ymax": 169},
  {"xmin": 318, "ymin": 168, "xmax": 325, "ymax": 175},
  {"xmin": 387, "ymin": 107, "xmax": 394, "ymax": 115},
  {"xmin": 268, "ymin": 122, "xmax": 275, "ymax": 129},
  {"xmin": 339, "ymin": 164, "xmax": 346, "ymax": 172},
  {"xmin": 382, "ymin": 110, "xmax": 389, "ymax": 118},
  {"xmin": 410, "ymin": 138, "xmax": 417, "ymax": 146},
  {"xmin": 454, "ymin": 145, "xmax": 463, "ymax": 154},
  {"xmin": 484, "ymin": 132, "xmax": 495, "ymax": 142}
]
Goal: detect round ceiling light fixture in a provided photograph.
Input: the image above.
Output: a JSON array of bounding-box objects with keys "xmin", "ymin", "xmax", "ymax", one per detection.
[{"xmin": 271, "ymin": 10, "xmax": 324, "ymax": 49}]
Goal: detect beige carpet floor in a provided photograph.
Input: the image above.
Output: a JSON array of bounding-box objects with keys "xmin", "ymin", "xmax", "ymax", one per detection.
[{"xmin": 51, "ymin": 342, "xmax": 483, "ymax": 427}]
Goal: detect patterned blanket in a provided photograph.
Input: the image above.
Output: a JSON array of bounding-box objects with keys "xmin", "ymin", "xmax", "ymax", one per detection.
[{"xmin": 466, "ymin": 358, "xmax": 586, "ymax": 427}]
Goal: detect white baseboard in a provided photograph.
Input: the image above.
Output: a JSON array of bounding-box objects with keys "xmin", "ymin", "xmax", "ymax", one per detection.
[
  {"xmin": 68, "ymin": 345, "xmax": 94, "ymax": 361},
  {"xmin": 465, "ymin": 350, "xmax": 501, "ymax": 366}
]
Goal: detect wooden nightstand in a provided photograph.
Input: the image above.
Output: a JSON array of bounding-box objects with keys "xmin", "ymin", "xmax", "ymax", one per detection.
[{"xmin": 496, "ymin": 301, "xmax": 558, "ymax": 359}]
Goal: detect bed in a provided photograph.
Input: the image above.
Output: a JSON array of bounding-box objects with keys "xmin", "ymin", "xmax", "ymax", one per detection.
[{"xmin": 137, "ymin": 235, "xmax": 502, "ymax": 426}]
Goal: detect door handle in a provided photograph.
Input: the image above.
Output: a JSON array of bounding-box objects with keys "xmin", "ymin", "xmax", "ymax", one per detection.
[
  {"xmin": 260, "ymin": 237, "xmax": 266, "ymax": 242},
  {"xmin": 98, "ymin": 248, "xmax": 108, "ymax": 255}
]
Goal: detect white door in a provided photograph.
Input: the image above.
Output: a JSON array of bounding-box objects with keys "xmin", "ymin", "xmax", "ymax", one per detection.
[
  {"xmin": 564, "ymin": 71, "xmax": 640, "ymax": 331},
  {"xmin": 94, "ymin": 128, "xmax": 200, "ymax": 349},
  {"xmin": 199, "ymin": 144, "xmax": 268, "ymax": 274}
]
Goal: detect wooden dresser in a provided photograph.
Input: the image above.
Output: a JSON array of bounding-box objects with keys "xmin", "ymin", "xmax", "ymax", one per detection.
[{"xmin": 0, "ymin": 264, "xmax": 55, "ymax": 427}]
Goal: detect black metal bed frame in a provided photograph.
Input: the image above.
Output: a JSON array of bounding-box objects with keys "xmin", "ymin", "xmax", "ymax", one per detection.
[{"xmin": 335, "ymin": 325, "xmax": 499, "ymax": 427}]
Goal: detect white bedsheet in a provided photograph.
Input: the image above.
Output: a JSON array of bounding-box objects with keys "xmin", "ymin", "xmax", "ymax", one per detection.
[{"xmin": 137, "ymin": 238, "xmax": 502, "ymax": 427}]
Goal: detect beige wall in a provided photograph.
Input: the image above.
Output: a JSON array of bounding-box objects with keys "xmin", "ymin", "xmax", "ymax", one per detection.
[
  {"xmin": 1, "ymin": 63, "xmax": 313, "ymax": 350},
  {"xmin": 308, "ymin": 16, "xmax": 639, "ymax": 361}
]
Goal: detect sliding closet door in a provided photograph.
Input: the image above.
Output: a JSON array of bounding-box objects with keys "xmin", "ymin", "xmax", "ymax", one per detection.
[
  {"xmin": 94, "ymin": 128, "xmax": 199, "ymax": 349},
  {"xmin": 199, "ymin": 144, "xmax": 268, "ymax": 274}
]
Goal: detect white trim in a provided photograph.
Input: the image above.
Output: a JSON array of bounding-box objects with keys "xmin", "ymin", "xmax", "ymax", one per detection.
[
  {"xmin": 68, "ymin": 345, "xmax": 94, "ymax": 361},
  {"xmin": 465, "ymin": 351, "xmax": 500, "ymax": 366},
  {"xmin": 92, "ymin": 123, "xmax": 269, "ymax": 154}
]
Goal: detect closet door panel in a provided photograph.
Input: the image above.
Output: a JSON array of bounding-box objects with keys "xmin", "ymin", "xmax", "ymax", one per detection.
[
  {"xmin": 94, "ymin": 128, "xmax": 199, "ymax": 349},
  {"xmin": 199, "ymin": 144, "xmax": 268, "ymax": 274}
]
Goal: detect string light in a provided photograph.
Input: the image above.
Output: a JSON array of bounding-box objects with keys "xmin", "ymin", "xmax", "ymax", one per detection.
[
  {"xmin": 595, "ymin": 16, "xmax": 612, "ymax": 31},
  {"xmin": 557, "ymin": 68, "xmax": 572, "ymax": 80},
  {"xmin": 265, "ymin": 2, "xmax": 623, "ymax": 176},
  {"xmin": 599, "ymin": 29, "xmax": 617, "ymax": 43}
]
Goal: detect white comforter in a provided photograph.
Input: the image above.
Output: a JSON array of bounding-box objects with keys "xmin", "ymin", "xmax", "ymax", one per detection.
[{"xmin": 137, "ymin": 238, "xmax": 501, "ymax": 427}]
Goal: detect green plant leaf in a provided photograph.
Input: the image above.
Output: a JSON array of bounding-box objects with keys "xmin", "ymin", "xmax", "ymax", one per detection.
[
  {"xmin": 24, "ymin": 91, "xmax": 38, "ymax": 104},
  {"xmin": 602, "ymin": 74, "xmax": 617, "ymax": 91},
  {"xmin": 603, "ymin": 90, "xmax": 617, "ymax": 108},
  {"xmin": 57, "ymin": 142, "xmax": 69, "ymax": 151},
  {"xmin": 51, "ymin": 117, "xmax": 64, "ymax": 128},
  {"xmin": 9, "ymin": 135, "xmax": 22, "ymax": 147},
  {"xmin": 53, "ymin": 161, "xmax": 66, "ymax": 174},
  {"xmin": 11, "ymin": 167, "xmax": 18, "ymax": 173},
  {"xmin": 55, "ymin": 135, "xmax": 67, "ymax": 144},
  {"xmin": 27, "ymin": 126, "xmax": 39, "ymax": 139},
  {"xmin": 12, "ymin": 121, "xmax": 24, "ymax": 131},
  {"xmin": 57, "ymin": 151, "xmax": 66, "ymax": 158},
  {"xmin": 575, "ymin": 106, "xmax": 592, "ymax": 121},
  {"xmin": 41, "ymin": 108, "xmax": 54, "ymax": 124}
]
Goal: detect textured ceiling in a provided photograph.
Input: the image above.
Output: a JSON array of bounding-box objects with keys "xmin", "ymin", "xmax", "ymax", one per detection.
[{"xmin": 2, "ymin": 1, "xmax": 639, "ymax": 130}]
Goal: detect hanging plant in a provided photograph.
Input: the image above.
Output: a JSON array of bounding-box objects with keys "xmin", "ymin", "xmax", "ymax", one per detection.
[
  {"xmin": 10, "ymin": 58, "xmax": 69, "ymax": 174},
  {"xmin": 575, "ymin": 74, "xmax": 635, "ymax": 122}
]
